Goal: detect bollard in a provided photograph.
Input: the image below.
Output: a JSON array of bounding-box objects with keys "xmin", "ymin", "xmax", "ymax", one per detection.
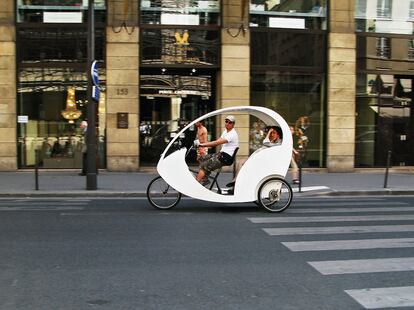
[
  {"xmin": 298, "ymin": 151, "xmax": 302, "ymax": 193},
  {"xmin": 383, "ymin": 150, "xmax": 391, "ymax": 188},
  {"xmin": 34, "ymin": 149, "xmax": 39, "ymax": 190}
]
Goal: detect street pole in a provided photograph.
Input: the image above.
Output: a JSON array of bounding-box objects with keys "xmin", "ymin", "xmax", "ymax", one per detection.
[{"xmin": 86, "ymin": 0, "xmax": 97, "ymax": 190}]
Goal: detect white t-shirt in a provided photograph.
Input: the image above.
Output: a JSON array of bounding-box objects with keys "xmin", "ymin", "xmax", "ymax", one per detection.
[{"xmin": 220, "ymin": 128, "xmax": 239, "ymax": 156}]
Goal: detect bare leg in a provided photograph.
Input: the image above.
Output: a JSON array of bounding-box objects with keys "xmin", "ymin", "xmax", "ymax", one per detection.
[
  {"xmin": 291, "ymin": 156, "xmax": 299, "ymax": 181},
  {"xmin": 196, "ymin": 169, "xmax": 206, "ymax": 182}
]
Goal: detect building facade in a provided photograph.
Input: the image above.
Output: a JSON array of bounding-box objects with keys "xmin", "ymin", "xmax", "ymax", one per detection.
[{"xmin": 0, "ymin": 0, "xmax": 412, "ymax": 172}]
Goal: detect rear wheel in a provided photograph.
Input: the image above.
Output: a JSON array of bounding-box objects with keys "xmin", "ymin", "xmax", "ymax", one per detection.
[
  {"xmin": 146, "ymin": 176, "xmax": 182, "ymax": 210},
  {"xmin": 257, "ymin": 177, "xmax": 292, "ymax": 213}
]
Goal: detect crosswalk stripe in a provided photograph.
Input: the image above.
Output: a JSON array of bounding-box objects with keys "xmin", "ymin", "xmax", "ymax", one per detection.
[
  {"xmin": 308, "ymin": 257, "xmax": 414, "ymax": 275},
  {"xmin": 249, "ymin": 214, "xmax": 414, "ymax": 223},
  {"xmin": 345, "ymin": 286, "xmax": 414, "ymax": 309},
  {"xmin": 288, "ymin": 206, "xmax": 414, "ymax": 213},
  {"xmin": 0, "ymin": 206, "xmax": 85, "ymax": 211},
  {"xmin": 282, "ymin": 238, "xmax": 414, "ymax": 252},
  {"xmin": 263, "ymin": 225, "xmax": 414, "ymax": 235},
  {"xmin": 292, "ymin": 186, "xmax": 329, "ymax": 192},
  {"xmin": 292, "ymin": 201, "xmax": 408, "ymax": 206}
]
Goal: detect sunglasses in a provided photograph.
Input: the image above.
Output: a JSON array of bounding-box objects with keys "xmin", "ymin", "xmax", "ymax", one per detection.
[{"xmin": 225, "ymin": 120, "xmax": 233, "ymax": 124}]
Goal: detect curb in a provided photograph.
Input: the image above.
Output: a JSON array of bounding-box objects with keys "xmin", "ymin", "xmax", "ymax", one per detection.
[
  {"xmin": 0, "ymin": 190, "xmax": 414, "ymax": 198},
  {"xmin": 0, "ymin": 192, "xmax": 148, "ymax": 198},
  {"xmin": 302, "ymin": 190, "xmax": 414, "ymax": 197}
]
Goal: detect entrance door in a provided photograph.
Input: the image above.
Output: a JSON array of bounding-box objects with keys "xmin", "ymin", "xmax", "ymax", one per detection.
[
  {"xmin": 139, "ymin": 70, "xmax": 216, "ymax": 165},
  {"xmin": 390, "ymin": 77, "xmax": 413, "ymax": 166},
  {"xmin": 355, "ymin": 75, "xmax": 414, "ymax": 167}
]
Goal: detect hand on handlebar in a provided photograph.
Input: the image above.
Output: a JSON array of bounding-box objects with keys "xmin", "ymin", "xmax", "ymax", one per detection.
[{"xmin": 193, "ymin": 139, "xmax": 200, "ymax": 147}]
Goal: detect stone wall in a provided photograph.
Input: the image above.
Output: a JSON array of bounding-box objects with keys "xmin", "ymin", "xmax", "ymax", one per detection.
[
  {"xmin": 0, "ymin": 0, "xmax": 16, "ymax": 170},
  {"xmin": 106, "ymin": 0, "xmax": 140, "ymax": 171},
  {"xmin": 220, "ymin": 0, "xmax": 250, "ymax": 160},
  {"xmin": 327, "ymin": 0, "xmax": 356, "ymax": 172}
]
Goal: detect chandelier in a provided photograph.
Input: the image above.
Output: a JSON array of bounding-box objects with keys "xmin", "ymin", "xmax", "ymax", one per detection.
[{"xmin": 61, "ymin": 87, "xmax": 82, "ymax": 123}]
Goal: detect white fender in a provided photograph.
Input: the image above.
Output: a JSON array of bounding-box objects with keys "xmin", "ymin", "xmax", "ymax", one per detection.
[{"xmin": 156, "ymin": 106, "xmax": 292, "ymax": 203}]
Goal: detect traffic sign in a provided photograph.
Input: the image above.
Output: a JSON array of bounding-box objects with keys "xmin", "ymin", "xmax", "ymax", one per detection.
[
  {"xmin": 91, "ymin": 60, "xmax": 99, "ymax": 87},
  {"xmin": 92, "ymin": 85, "xmax": 100, "ymax": 102}
]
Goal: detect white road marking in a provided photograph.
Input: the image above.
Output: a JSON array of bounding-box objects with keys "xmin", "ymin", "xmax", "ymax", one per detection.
[
  {"xmin": 263, "ymin": 225, "xmax": 414, "ymax": 235},
  {"xmin": 292, "ymin": 186, "xmax": 330, "ymax": 192},
  {"xmin": 288, "ymin": 206, "xmax": 413, "ymax": 213},
  {"xmin": 249, "ymin": 214, "xmax": 414, "ymax": 223},
  {"xmin": 308, "ymin": 257, "xmax": 414, "ymax": 275},
  {"xmin": 282, "ymin": 238, "xmax": 414, "ymax": 252},
  {"xmin": 345, "ymin": 286, "xmax": 414, "ymax": 309},
  {"xmin": 0, "ymin": 206, "xmax": 85, "ymax": 211}
]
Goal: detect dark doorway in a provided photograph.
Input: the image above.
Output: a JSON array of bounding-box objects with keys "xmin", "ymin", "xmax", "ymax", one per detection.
[{"xmin": 356, "ymin": 75, "xmax": 414, "ymax": 167}]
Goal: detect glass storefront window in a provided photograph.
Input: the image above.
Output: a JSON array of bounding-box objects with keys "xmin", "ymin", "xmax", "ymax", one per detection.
[
  {"xmin": 251, "ymin": 30, "xmax": 326, "ymax": 68},
  {"xmin": 17, "ymin": 68, "xmax": 106, "ymax": 168},
  {"xmin": 139, "ymin": 72, "xmax": 215, "ymax": 165},
  {"xmin": 141, "ymin": 28, "xmax": 219, "ymax": 66},
  {"xmin": 356, "ymin": 73, "xmax": 414, "ymax": 167},
  {"xmin": 16, "ymin": 10, "xmax": 106, "ymax": 168},
  {"xmin": 16, "ymin": 0, "xmax": 106, "ymax": 23},
  {"xmin": 251, "ymin": 72, "xmax": 325, "ymax": 167},
  {"xmin": 250, "ymin": 27, "xmax": 326, "ymax": 167},
  {"xmin": 17, "ymin": 27, "xmax": 105, "ymax": 64},
  {"xmin": 355, "ymin": 0, "xmax": 414, "ymax": 34},
  {"xmin": 140, "ymin": 0, "xmax": 220, "ymax": 26},
  {"xmin": 249, "ymin": 0, "xmax": 327, "ymax": 30},
  {"xmin": 356, "ymin": 35, "xmax": 414, "ymax": 73}
]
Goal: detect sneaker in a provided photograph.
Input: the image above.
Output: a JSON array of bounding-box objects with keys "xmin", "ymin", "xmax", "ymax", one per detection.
[
  {"xmin": 292, "ymin": 179, "xmax": 300, "ymax": 184},
  {"xmin": 226, "ymin": 181, "xmax": 235, "ymax": 187}
]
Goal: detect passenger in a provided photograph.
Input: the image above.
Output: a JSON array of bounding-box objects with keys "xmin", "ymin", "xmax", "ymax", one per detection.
[
  {"xmin": 226, "ymin": 126, "xmax": 282, "ymax": 187},
  {"xmin": 194, "ymin": 121, "xmax": 208, "ymax": 162},
  {"xmin": 195, "ymin": 115, "xmax": 239, "ymax": 186}
]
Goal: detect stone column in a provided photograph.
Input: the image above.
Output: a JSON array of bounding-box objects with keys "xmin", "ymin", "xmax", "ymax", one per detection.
[
  {"xmin": 0, "ymin": 0, "xmax": 16, "ymax": 170},
  {"xmin": 220, "ymin": 0, "xmax": 250, "ymax": 162},
  {"xmin": 106, "ymin": 0, "xmax": 139, "ymax": 171},
  {"xmin": 327, "ymin": 0, "xmax": 356, "ymax": 172}
]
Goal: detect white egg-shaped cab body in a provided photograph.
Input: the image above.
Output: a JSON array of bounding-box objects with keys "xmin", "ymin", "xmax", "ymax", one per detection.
[{"xmin": 156, "ymin": 106, "xmax": 292, "ymax": 203}]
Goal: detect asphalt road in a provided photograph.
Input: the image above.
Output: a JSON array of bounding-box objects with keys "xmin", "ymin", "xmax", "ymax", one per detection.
[{"xmin": 1, "ymin": 196, "xmax": 414, "ymax": 310}]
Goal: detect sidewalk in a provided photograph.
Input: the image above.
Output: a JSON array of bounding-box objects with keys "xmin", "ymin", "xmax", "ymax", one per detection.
[{"xmin": 0, "ymin": 169, "xmax": 413, "ymax": 198}]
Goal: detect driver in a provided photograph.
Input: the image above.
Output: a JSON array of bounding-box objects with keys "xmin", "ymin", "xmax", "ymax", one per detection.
[{"xmin": 194, "ymin": 115, "xmax": 239, "ymax": 186}]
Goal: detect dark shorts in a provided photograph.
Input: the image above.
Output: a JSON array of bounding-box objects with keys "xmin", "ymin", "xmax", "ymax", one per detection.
[{"xmin": 199, "ymin": 153, "xmax": 223, "ymax": 175}]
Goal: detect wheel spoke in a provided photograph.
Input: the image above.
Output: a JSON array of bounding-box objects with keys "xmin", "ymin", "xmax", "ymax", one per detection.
[
  {"xmin": 147, "ymin": 176, "xmax": 181, "ymax": 209},
  {"xmin": 257, "ymin": 178, "xmax": 292, "ymax": 213}
]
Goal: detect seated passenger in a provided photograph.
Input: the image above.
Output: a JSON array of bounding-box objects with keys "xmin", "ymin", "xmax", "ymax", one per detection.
[
  {"xmin": 227, "ymin": 126, "xmax": 282, "ymax": 187},
  {"xmin": 195, "ymin": 115, "xmax": 239, "ymax": 186}
]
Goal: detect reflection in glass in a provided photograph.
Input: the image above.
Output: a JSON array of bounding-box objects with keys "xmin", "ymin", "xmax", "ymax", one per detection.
[
  {"xmin": 251, "ymin": 72, "xmax": 325, "ymax": 167},
  {"xmin": 251, "ymin": 31, "xmax": 326, "ymax": 68},
  {"xmin": 355, "ymin": 0, "xmax": 414, "ymax": 34},
  {"xmin": 140, "ymin": 0, "xmax": 220, "ymax": 25},
  {"xmin": 377, "ymin": 0, "xmax": 392, "ymax": 18},
  {"xmin": 141, "ymin": 29, "xmax": 219, "ymax": 66},
  {"xmin": 376, "ymin": 37, "xmax": 391, "ymax": 58},
  {"xmin": 17, "ymin": 0, "xmax": 106, "ymax": 23},
  {"xmin": 139, "ymin": 73, "xmax": 214, "ymax": 165},
  {"xmin": 249, "ymin": 0, "xmax": 327, "ymax": 29},
  {"xmin": 17, "ymin": 27, "xmax": 103, "ymax": 64},
  {"xmin": 356, "ymin": 73, "xmax": 414, "ymax": 167}
]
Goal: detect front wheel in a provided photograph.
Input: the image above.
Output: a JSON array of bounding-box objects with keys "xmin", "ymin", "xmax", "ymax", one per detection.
[
  {"xmin": 147, "ymin": 176, "xmax": 182, "ymax": 210},
  {"xmin": 257, "ymin": 177, "xmax": 293, "ymax": 213}
]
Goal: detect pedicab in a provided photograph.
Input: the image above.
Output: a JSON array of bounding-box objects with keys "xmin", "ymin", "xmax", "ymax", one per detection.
[{"xmin": 146, "ymin": 106, "xmax": 293, "ymax": 213}]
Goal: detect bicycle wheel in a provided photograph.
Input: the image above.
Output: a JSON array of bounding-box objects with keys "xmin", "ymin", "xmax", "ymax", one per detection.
[
  {"xmin": 257, "ymin": 177, "xmax": 293, "ymax": 213},
  {"xmin": 146, "ymin": 176, "xmax": 182, "ymax": 210}
]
